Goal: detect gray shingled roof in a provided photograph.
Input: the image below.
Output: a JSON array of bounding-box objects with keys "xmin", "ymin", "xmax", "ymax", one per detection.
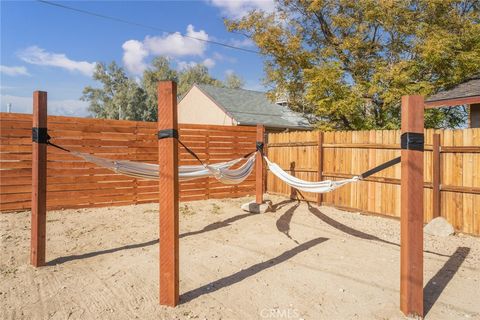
[
  {"xmin": 194, "ymin": 84, "xmax": 312, "ymax": 130},
  {"xmin": 426, "ymin": 77, "xmax": 480, "ymax": 103}
]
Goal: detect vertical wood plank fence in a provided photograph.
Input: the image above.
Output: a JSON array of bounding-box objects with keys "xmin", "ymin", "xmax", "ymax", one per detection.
[
  {"xmin": 2, "ymin": 112, "xmax": 479, "ymax": 235},
  {"xmin": 266, "ymin": 128, "xmax": 480, "ymax": 236}
]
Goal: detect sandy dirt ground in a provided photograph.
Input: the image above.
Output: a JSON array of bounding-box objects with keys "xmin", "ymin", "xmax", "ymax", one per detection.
[{"xmin": 1, "ymin": 195, "xmax": 479, "ymax": 320}]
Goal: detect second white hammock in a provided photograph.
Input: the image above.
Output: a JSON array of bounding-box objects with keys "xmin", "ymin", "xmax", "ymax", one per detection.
[
  {"xmin": 70, "ymin": 150, "xmax": 358, "ymax": 192},
  {"xmin": 264, "ymin": 156, "xmax": 359, "ymax": 193}
]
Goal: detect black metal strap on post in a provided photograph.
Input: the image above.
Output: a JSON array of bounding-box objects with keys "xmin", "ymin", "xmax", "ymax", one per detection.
[
  {"xmin": 256, "ymin": 141, "xmax": 264, "ymax": 153},
  {"xmin": 359, "ymin": 156, "xmax": 401, "ymax": 180},
  {"xmin": 401, "ymin": 132, "xmax": 424, "ymax": 151},
  {"xmin": 241, "ymin": 141, "xmax": 263, "ymax": 159},
  {"xmin": 157, "ymin": 129, "xmax": 179, "ymax": 140},
  {"xmin": 32, "ymin": 128, "xmax": 49, "ymax": 144},
  {"xmin": 33, "ymin": 127, "xmax": 71, "ymax": 152},
  {"xmin": 158, "ymin": 128, "xmax": 206, "ymax": 166}
]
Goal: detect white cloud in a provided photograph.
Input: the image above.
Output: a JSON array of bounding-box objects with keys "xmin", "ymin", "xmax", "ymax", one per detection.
[
  {"xmin": 229, "ymin": 38, "xmax": 255, "ymax": 48},
  {"xmin": 0, "ymin": 65, "xmax": 30, "ymax": 76},
  {"xmin": 208, "ymin": 0, "xmax": 275, "ymax": 19},
  {"xmin": 177, "ymin": 61, "xmax": 198, "ymax": 71},
  {"xmin": 18, "ymin": 46, "xmax": 96, "ymax": 76},
  {"xmin": 177, "ymin": 57, "xmax": 216, "ymax": 71},
  {"xmin": 122, "ymin": 40, "xmax": 149, "ymax": 75},
  {"xmin": 122, "ymin": 25, "xmax": 209, "ymax": 74},
  {"xmin": 202, "ymin": 58, "xmax": 216, "ymax": 69},
  {"xmin": 144, "ymin": 24, "xmax": 208, "ymax": 56},
  {"xmin": 0, "ymin": 94, "xmax": 90, "ymax": 117},
  {"xmin": 212, "ymin": 52, "xmax": 237, "ymax": 63},
  {"xmin": 0, "ymin": 85, "xmax": 17, "ymax": 91}
]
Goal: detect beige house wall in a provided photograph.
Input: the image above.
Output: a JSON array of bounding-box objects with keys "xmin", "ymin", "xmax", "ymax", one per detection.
[{"xmin": 178, "ymin": 86, "xmax": 236, "ymax": 126}]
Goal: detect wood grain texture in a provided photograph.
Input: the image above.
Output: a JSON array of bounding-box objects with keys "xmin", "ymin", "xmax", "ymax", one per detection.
[
  {"xmin": 400, "ymin": 95, "xmax": 424, "ymax": 317},
  {"xmin": 424, "ymin": 96, "xmax": 480, "ymax": 108},
  {"xmin": 157, "ymin": 81, "xmax": 179, "ymax": 307},
  {"xmin": 2, "ymin": 114, "xmax": 479, "ymax": 233},
  {"xmin": 265, "ymin": 128, "xmax": 479, "ymax": 235},
  {"xmin": 256, "ymin": 124, "xmax": 265, "ymax": 204},
  {"xmin": 31, "ymin": 91, "xmax": 47, "ymax": 267},
  {"xmin": 432, "ymin": 134, "xmax": 441, "ymax": 218},
  {"xmin": 317, "ymin": 131, "xmax": 323, "ymax": 206},
  {"xmin": 0, "ymin": 113, "xmax": 257, "ymax": 212}
]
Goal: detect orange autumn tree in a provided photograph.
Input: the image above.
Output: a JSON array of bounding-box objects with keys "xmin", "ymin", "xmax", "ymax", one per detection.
[{"xmin": 227, "ymin": 0, "xmax": 480, "ymax": 129}]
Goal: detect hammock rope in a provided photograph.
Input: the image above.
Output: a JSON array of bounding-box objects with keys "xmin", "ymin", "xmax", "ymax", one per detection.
[
  {"xmin": 45, "ymin": 135, "xmax": 400, "ymax": 191},
  {"xmin": 72, "ymin": 151, "xmax": 255, "ymax": 183},
  {"xmin": 359, "ymin": 156, "xmax": 401, "ymax": 179},
  {"xmin": 264, "ymin": 154, "xmax": 401, "ymax": 193},
  {"xmin": 46, "ymin": 134, "xmax": 256, "ymax": 184}
]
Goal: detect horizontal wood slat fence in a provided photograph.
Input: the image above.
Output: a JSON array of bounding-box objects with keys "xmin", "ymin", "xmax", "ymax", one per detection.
[
  {"xmin": 1, "ymin": 112, "xmax": 257, "ymax": 212},
  {"xmin": 267, "ymin": 129, "xmax": 480, "ymax": 236},
  {"xmin": 3, "ymin": 112, "xmax": 479, "ymax": 236}
]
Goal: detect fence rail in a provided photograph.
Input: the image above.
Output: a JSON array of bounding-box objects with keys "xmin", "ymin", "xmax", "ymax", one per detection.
[
  {"xmin": 266, "ymin": 129, "xmax": 480, "ymax": 236},
  {"xmin": 1, "ymin": 112, "xmax": 257, "ymax": 212},
  {"xmin": 2, "ymin": 112, "xmax": 479, "ymax": 235}
]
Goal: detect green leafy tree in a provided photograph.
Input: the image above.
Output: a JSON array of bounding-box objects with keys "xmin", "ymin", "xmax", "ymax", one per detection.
[
  {"xmin": 227, "ymin": 0, "xmax": 480, "ymax": 129},
  {"xmin": 177, "ymin": 64, "xmax": 224, "ymax": 96},
  {"xmin": 84, "ymin": 59, "xmax": 248, "ymax": 121},
  {"xmin": 142, "ymin": 57, "xmax": 178, "ymax": 121},
  {"xmin": 225, "ymin": 72, "xmax": 245, "ymax": 89},
  {"xmin": 82, "ymin": 62, "xmax": 147, "ymax": 120}
]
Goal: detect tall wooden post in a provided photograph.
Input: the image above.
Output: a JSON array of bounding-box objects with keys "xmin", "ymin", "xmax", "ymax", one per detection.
[
  {"xmin": 317, "ymin": 131, "xmax": 324, "ymax": 206},
  {"xmin": 432, "ymin": 133, "xmax": 441, "ymax": 218},
  {"xmin": 400, "ymin": 95, "xmax": 424, "ymax": 317},
  {"xmin": 289, "ymin": 162, "xmax": 297, "ymax": 199},
  {"xmin": 256, "ymin": 124, "xmax": 265, "ymax": 204},
  {"xmin": 158, "ymin": 81, "xmax": 179, "ymax": 306},
  {"xmin": 31, "ymin": 91, "xmax": 48, "ymax": 267}
]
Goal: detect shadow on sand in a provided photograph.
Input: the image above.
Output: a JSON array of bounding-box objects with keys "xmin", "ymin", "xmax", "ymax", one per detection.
[
  {"xmin": 424, "ymin": 246, "xmax": 470, "ymax": 315},
  {"xmin": 179, "ymin": 212, "xmax": 257, "ymax": 238},
  {"xmin": 269, "ymin": 198, "xmax": 470, "ymax": 315},
  {"xmin": 47, "ymin": 212, "xmax": 257, "ymax": 266},
  {"xmin": 306, "ymin": 201, "xmax": 399, "ymax": 246},
  {"xmin": 180, "ymin": 237, "xmax": 328, "ymax": 303},
  {"xmin": 267, "ymin": 193, "xmax": 451, "ymax": 259},
  {"xmin": 269, "ymin": 194, "xmax": 400, "ymax": 247},
  {"xmin": 275, "ymin": 201, "xmax": 301, "ymax": 244},
  {"xmin": 47, "ymin": 239, "xmax": 159, "ymax": 266}
]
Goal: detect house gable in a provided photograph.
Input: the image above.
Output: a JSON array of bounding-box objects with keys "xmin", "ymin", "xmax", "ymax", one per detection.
[
  {"xmin": 195, "ymin": 84, "xmax": 312, "ymax": 130},
  {"xmin": 178, "ymin": 85, "xmax": 236, "ymax": 126}
]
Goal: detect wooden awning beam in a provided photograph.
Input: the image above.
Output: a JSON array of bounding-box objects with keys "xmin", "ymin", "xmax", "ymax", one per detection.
[{"xmin": 424, "ymin": 95, "xmax": 480, "ymax": 108}]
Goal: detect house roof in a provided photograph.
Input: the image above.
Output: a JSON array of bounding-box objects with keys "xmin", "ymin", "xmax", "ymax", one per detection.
[
  {"xmin": 192, "ymin": 84, "xmax": 312, "ymax": 130},
  {"xmin": 425, "ymin": 77, "xmax": 480, "ymax": 108}
]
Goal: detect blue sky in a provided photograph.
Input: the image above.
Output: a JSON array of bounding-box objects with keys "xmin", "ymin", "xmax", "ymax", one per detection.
[{"xmin": 0, "ymin": 0, "xmax": 274, "ymax": 116}]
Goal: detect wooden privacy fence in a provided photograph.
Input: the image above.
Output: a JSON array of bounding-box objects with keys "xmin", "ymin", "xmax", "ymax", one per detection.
[
  {"xmin": 0, "ymin": 112, "xmax": 257, "ymax": 212},
  {"xmin": 266, "ymin": 129, "xmax": 480, "ymax": 235}
]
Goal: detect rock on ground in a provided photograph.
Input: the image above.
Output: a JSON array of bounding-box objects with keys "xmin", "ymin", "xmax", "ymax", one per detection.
[
  {"xmin": 241, "ymin": 201, "xmax": 269, "ymax": 213},
  {"xmin": 424, "ymin": 217, "xmax": 455, "ymax": 237}
]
